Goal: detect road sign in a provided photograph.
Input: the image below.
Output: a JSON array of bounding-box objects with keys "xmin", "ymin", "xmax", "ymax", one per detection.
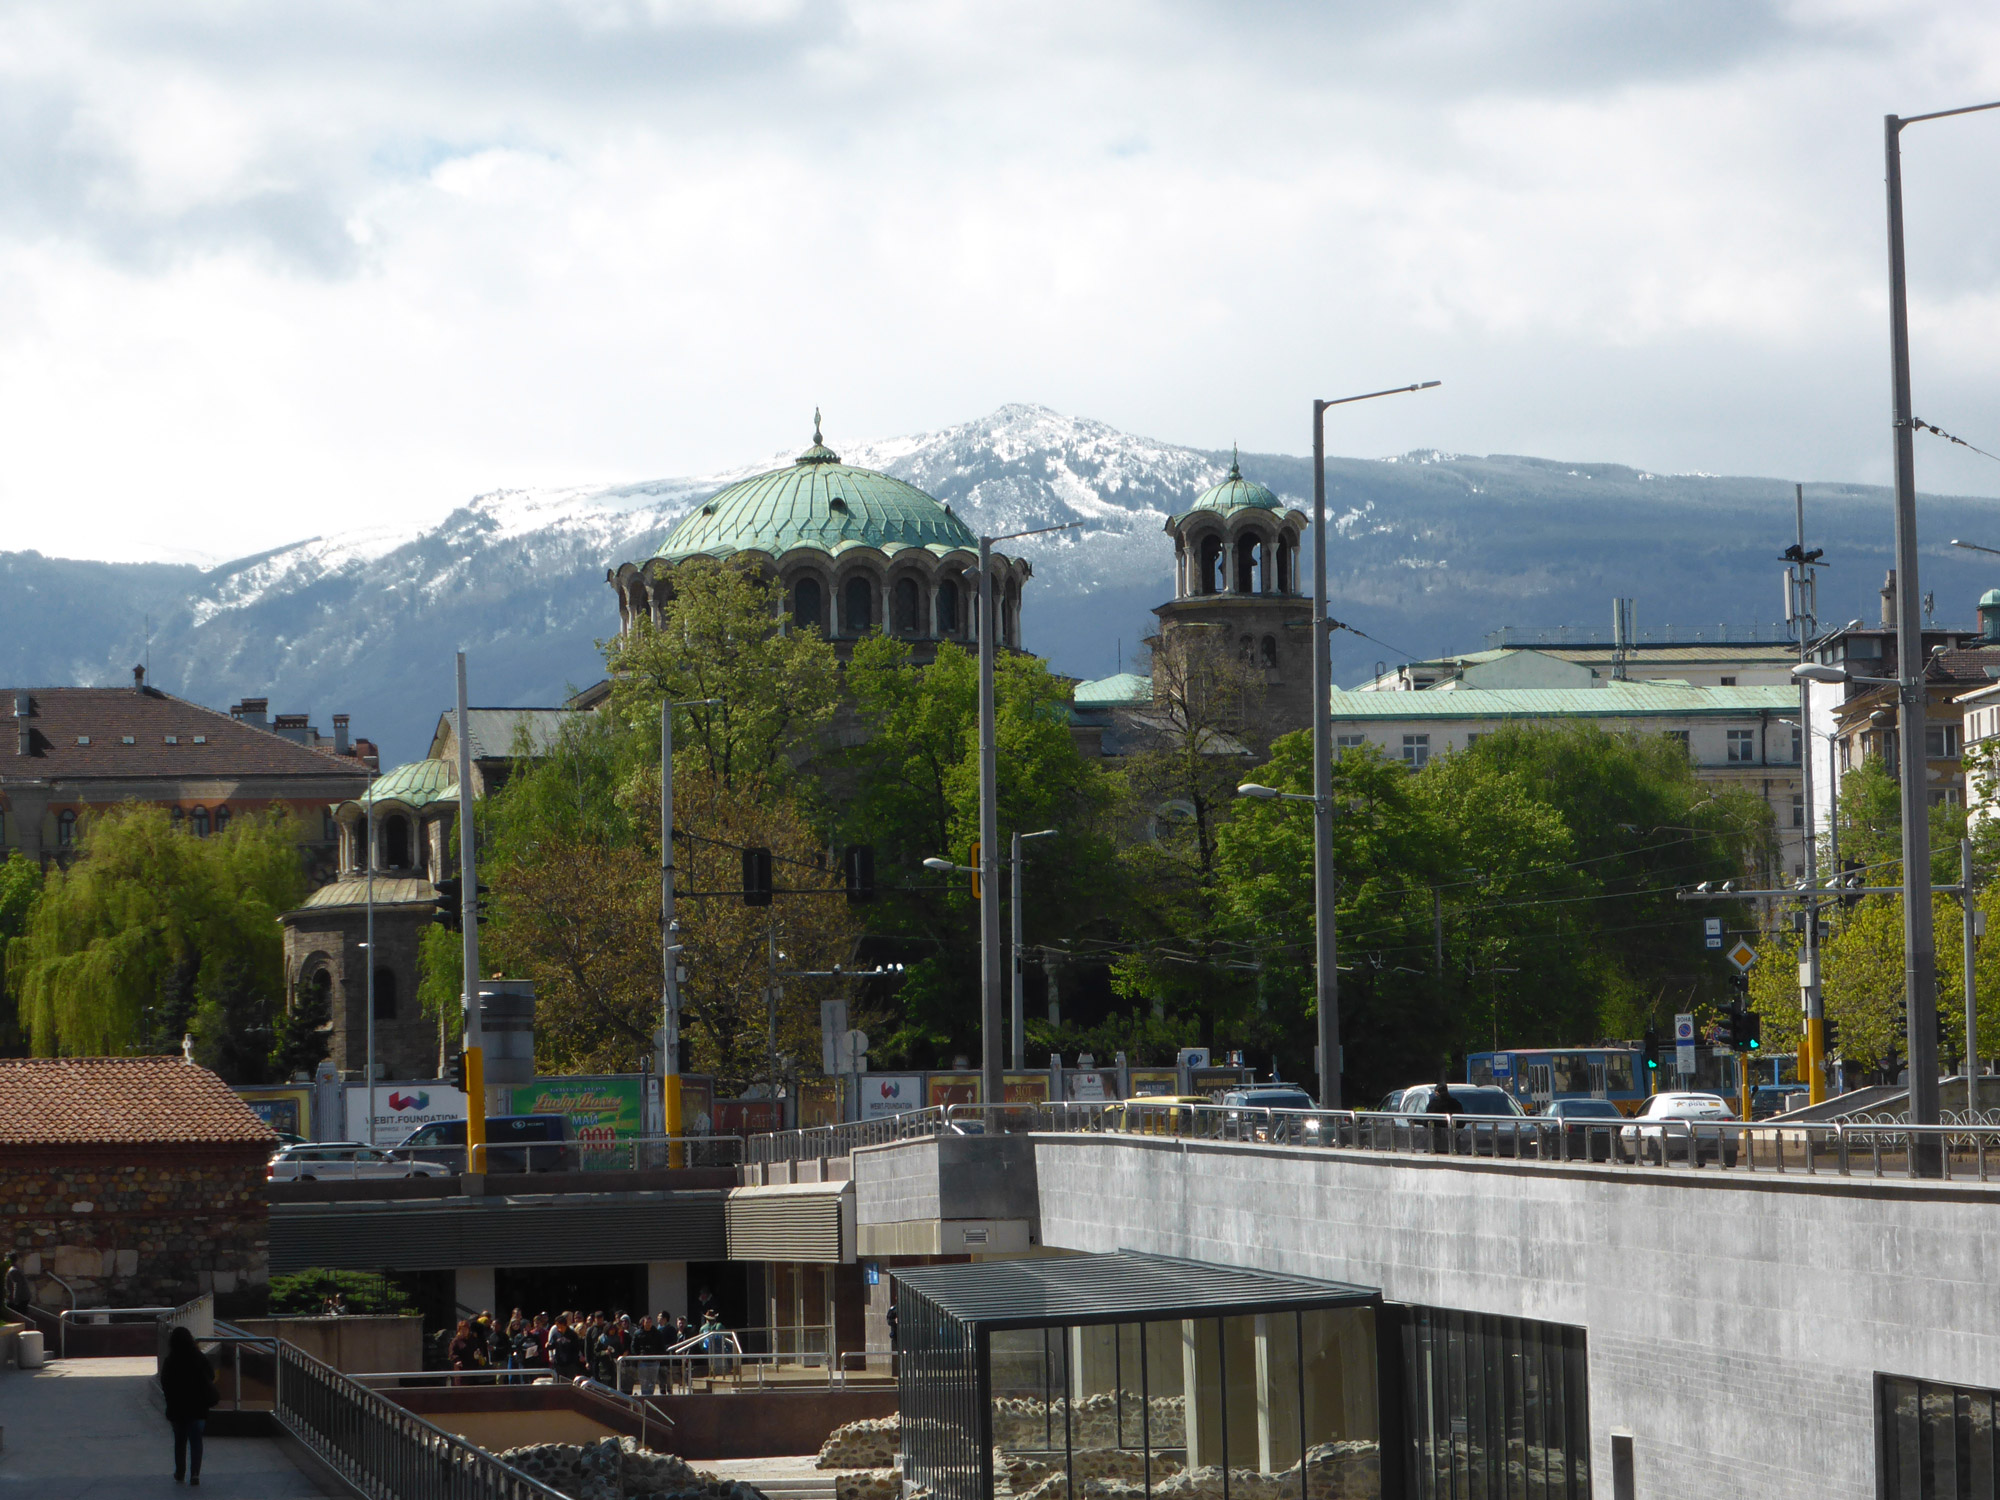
[
  {"xmin": 1674, "ymin": 1013, "xmax": 1696, "ymax": 1044},
  {"xmin": 1726, "ymin": 939, "xmax": 1757, "ymax": 972},
  {"xmin": 1676, "ymin": 1044, "xmax": 1697, "ymax": 1075},
  {"xmin": 1704, "ymin": 917, "xmax": 1723, "ymax": 951},
  {"xmin": 820, "ymin": 1000, "xmax": 850, "ymax": 1074},
  {"xmin": 841, "ymin": 1029, "xmax": 870, "ymax": 1075},
  {"xmin": 1490, "ymin": 1053, "xmax": 1514, "ymax": 1079}
]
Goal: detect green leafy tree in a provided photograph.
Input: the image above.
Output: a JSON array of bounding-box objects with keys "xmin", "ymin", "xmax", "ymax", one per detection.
[
  {"xmin": 0, "ymin": 853, "xmax": 44, "ymax": 1055},
  {"xmin": 6, "ymin": 806, "xmax": 306, "ymax": 1079}
]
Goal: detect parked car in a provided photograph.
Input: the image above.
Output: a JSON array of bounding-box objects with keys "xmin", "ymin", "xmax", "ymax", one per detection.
[
  {"xmin": 1220, "ymin": 1087, "xmax": 1316, "ymax": 1141},
  {"xmin": 1750, "ymin": 1083, "xmax": 1810, "ymax": 1120},
  {"xmin": 268, "ymin": 1144, "xmax": 451, "ymax": 1182},
  {"xmin": 1540, "ymin": 1098, "xmax": 1627, "ymax": 1162},
  {"xmin": 393, "ymin": 1114, "xmax": 573, "ymax": 1174},
  {"xmin": 1100, "ymin": 1096, "xmax": 1211, "ymax": 1136},
  {"xmin": 1391, "ymin": 1084, "xmax": 1531, "ymax": 1156},
  {"xmin": 1620, "ymin": 1092, "xmax": 1738, "ymax": 1165}
]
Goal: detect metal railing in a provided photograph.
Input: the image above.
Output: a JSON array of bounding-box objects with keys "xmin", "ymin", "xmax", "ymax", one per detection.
[
  {"xmin": 59, "ymin": 1303, "xmax": 175, "ymax": 1360},
  {"xmin": 274, "ymin": 1337, "xmax": 571, "ymax": 1500},
  {"xmin": 837, "ymin": 1099, "xmax": 2000, "ymax": 1185},
  {"xmin": 302, "ymin": 1134, "xmax": 746, "ymax": 1178},
  {"xmin": 746, "ymin": 1109, "xmax": 953, "ymax": 1165}
]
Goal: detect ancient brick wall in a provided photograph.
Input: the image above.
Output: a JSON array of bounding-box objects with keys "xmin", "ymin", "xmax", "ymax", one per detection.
[{"xmin": 2, "ymin": 1143, "xmax": 270, "ymax": 1313}]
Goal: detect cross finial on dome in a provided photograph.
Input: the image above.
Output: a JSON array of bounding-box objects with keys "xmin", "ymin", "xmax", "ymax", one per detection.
[
  {"xmin": 814, "ymin": 407, "xmax": 823, "ymax": 445},
  {"xmin": 1229, "ymin": 443, "xmax": 1242, "ymax": 481}
]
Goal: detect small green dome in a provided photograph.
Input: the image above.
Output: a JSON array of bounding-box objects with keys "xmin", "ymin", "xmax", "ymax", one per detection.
[
  {"xmin": 362, "ymin": 759, "xmax": 458, "ymax": 809},
  {"xmin": 1981, "ymin": 589, "xmax": 2000, "ymax": 609},
  {"xmin": 657, "ymin": 412, "xmax": 977, "ymax": 563},
  {"xmin": 1186, "ymin": 450, "xmax": 1281, "ymax": 516}
]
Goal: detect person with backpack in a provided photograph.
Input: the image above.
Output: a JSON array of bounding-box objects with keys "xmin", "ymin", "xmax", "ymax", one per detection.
[{"xmin": 160, "ymin": 1325, "xmax": 219, "ymax": 1485}]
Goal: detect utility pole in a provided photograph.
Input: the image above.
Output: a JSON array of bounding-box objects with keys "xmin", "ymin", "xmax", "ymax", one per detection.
[
  {"xmin": 1786, "ymin": 485, "xmax": 1828, "ymax": 1104},
  {"xmin": 660, "ymin": 696, "xmax": 719, "ymax": 1164},
  {"xmin": 364, "ymin": 797, "xmax": 376, "ymax": 1144},
  {"xmin": 455, "ymin": 651, "xmax": 487, "ymax": 1178},
  {"xmin": 1965, "ymin": 838, "xmax": 1981, "ymax": 1102},
  {"xmin": 1010, "ymin": 828, "xmax": 1059, "ymax": 1072},
  {"xmin": 977, "ymin": 536, "xmax": 1003, "ymax": 1111}
]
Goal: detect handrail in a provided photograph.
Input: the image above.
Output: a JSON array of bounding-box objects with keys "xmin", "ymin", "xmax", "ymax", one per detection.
[
  {"xmin": 746, "ymin": 1108, "xmax": 954, "ymax": 1165},
  {"xmin": 831, "ymin": 1097, "xmax": 2000, "ymax": 1184},
  {"xmin": 58, "ymin": 1303, "xmax": 176, "ymax": 1361},
  {"xmin": 571, "ymin": 1376, "xmax": 673, "ymax": 1452},
  {"xmin": 331, "ymin": 1133, "xmax": 747, "ymax": 1174}
]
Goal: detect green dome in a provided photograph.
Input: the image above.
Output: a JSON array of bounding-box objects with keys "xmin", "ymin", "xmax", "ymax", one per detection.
[
  {"xmin": 1982, "ymin": 589, "xmax": 2000, "ymax": 609},
  {"xmin": 1187, "ymin": 452, "xmax": 1282, "ymax": 517},
  {"xmin": 658, "ymin": 413, "xmax": 977, "ymax": 563},
  {"xmin": 361, "ymin": 759, "xmax": 458, "ymax": 809}
]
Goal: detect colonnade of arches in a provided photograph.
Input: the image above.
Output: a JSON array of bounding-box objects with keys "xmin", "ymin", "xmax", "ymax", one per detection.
[{"xmin": 1173, "ymin": 522, "xmax": 1302, "ymax": 599}]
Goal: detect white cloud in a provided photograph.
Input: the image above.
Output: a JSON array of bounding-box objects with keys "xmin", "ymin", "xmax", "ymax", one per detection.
[{"xmin": 2, "ymin": 0, "xmax": 2000, "ymax": 562}]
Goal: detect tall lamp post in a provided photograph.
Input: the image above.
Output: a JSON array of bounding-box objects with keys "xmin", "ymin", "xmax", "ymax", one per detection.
[
  {"xmin": 1010, "ymin": 829, "xmax": 1058, "ymax": 1070},
  {"xmin": 1880, "ymin": 99, "xmax": 2000, "ymax": 1143},
  {"xmin": 1304, "ymin": 382, "xmax": 1440, "ymax": 1108},
  {"xmin": 661, "ymin": 696, "xmax": 723, "ymax": 1160}
]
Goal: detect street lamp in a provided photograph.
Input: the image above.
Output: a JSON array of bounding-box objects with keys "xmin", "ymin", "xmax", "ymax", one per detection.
[
  {"xmin": 1883, "ymin": 99, "xmax": 2000, "ymax": 1150},
  {"xmin": 1011, "ymin": 829, "xmax": 1058, "ymax": 1070},
  {"xmin": 1307, "ymin": 381, "xmax": 1441, "ymax": 1108},
  {"xmin": 660, "ymin": 696, "xmax": 724, "ymax": 1152}
]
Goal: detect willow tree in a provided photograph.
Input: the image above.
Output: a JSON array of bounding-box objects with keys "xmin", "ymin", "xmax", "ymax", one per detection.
[{"xmin": 6, "ymin": 805, "xmax": 305, "ymax": 1075}]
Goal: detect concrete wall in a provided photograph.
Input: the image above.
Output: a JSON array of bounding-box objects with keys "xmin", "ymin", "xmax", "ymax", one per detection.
[
  {"xmin": 858, "ymin": 1134, "xmax": 2000, "ymax": 1500},
  {"xmin": 237, "ymin": 1315, "xmax": 422, "ymax": 1375}
]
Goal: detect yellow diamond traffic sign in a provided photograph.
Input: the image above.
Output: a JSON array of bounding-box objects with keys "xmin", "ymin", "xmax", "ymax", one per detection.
[{"xmin": 1726, "ymin": 939, "xmax": 1757, "ymax": 972}]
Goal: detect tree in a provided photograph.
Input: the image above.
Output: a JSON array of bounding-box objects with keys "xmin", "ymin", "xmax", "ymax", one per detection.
[
  {"xmin": 838, "ymin": 634, "xmax": 1119, "ymax": 1067},
  {"xmin": 6, "ymin": 806, "xmax": 306, "ymax": 1079},
  {"xmin": 0, "ymin": 853, "xmax": 43, "ymax": 1056}
]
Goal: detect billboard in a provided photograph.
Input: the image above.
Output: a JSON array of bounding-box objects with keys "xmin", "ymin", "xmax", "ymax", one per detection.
[
  {"xmin": 713, "ymin": 1099, "xmax": 785, "ymax": 1136},
  {"xmin": 676, "ymin": 1077, "xmax": 715, "ymax": 1136},
  {"xmin": 927, "ymin": 1072, "xmax": 982, "ymax": 1109},
  {"xmin": 1003, "ymin": 1074, "xmax": 1050, "ymax": 1104},
  {"xmin": 236, "ymin": 1086, "xmax": 312, "ymax": 1138},
  {"xmin": 797, "ymin": 1078, "xmax": 842, "ymax": 1129},
  {"xmin": 349, "ymin": 1082, "xmax": 468, "ymax": 1144},
  {"xmin": 1063, "ymin": 1072, "xmax": 1109, "ymax": 1102},
  {"xmin": 1127, "ymin": 1069, "xmax": 1181, "ymax": 1098},
  {"xmin": 510, "ymin": 1077, "xmax": 646, "ymax": 1148},
  {"xmin": 860, "ymin": 1075, "xmax": 924, "ymax": 1120}
]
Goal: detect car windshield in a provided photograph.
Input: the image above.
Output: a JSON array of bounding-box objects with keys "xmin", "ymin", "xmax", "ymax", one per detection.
[
  {"xmin": 1437, "ymin": 1087, "xmax": 1522, "ymax": 1117},
  {"xmin": 1235, "ymin": 1091, "xmax": 1312, "ymax": 1109},
  {"xmin": 1552, "ymin": 1100, "xmax": 1622, "ymax": 1119}
]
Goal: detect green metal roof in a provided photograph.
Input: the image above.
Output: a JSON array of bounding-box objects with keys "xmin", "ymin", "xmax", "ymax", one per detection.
[
  {"xmin": 1327, "ymin": 683, "xmax": 1797, "ymax": 721},
  {"xmin": 1072, "ymin": 672, "xmax": 1154, "ymax": 707},
  {"xmin": 1177, "ymin": 451, "xmax": 1283, "ymax": 521},
  {"xmin": 288, "ymin": 875, "xmax": 440, "ymax": 913},
  {"xmin": 657, "ymin": 414, "xmax": 976, "ymax": 563},
  {"xmin": 358, "ymin": 758, "xmax": 458, "ymax": 809}
]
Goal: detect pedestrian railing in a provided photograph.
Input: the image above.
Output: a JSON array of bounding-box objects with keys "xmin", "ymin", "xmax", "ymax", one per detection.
[
  {"xmin": 745, "ymin": 1109, "xmax": 953, "ymax": 1165},
  {"xmin": 371, "ymin": 1133, "xmax": 746, "ymax": 1176},
  {"xmin": 876, "ymin": 1100, "xmax": 2000, "ymax": 1184},
  {"xmin": 59, "ymin": 1303, "xmax": 176, "ymax": 1360},
  {"xmin": 274, "ymin": 1338, "xmax": 572, "ymax": 1500}
]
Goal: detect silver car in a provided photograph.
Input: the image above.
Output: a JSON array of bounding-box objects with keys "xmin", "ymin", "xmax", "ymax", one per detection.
[
  {"xmin": 1620, "ymin": 1092, "xmax": 1739, "ymax": 1165},
  {"xmin": 268, "ymin": 1144, "xmax": 451, "ymax": 1181}
]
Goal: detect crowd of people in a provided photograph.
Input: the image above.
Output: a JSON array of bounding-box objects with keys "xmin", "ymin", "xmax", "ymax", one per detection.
[{"xmin": 444, "ymin": 1304, "xmax": 731, "ymax": 1391}]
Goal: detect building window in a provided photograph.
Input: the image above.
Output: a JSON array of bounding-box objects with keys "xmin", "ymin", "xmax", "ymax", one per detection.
[
  {"xmin": 1198, "ymin": 534, "xmax": 1222, "ymax": 595},
  {"xmin": 1926, "ymin": 724, "xmax": 1961, "ymax": 759},
  {"xmin": 937, "ymin": 578, "xmax": 960, "ymax": 635},
  {"xmin": 1720, "ymin": 676, "xmax": 1737, "ymax": 686},
  {"xmin": 57, "ymin": 810, "xmax": 75, "ymax": 846},
  {"xmin": 843, "ymin": 575, "xmax": 873, "ymax": 634},
  {"xmin": 1792, "ymin": 728, "xmax": 1803, "ymax": 762},
  {"xmin": 1260, "ymin": 635, "xmax": 1278, "ymax": 668},
  {"xmin": 1840, "ymin": 738, "xmax": 1853, "ymax": 771},
  {"xmin": 1664, "ymin": 729, "xmax": 1691, "ymax": 755},
  {"xmin": 1464, "ymin": 732, "xmax": 1483, "ymax": 748},
  {"xmin": 1792, "ymin": 793, "xmax": 1805, "ymax": 828},
  {"xmin": 372, "ymin": 967, "xmax": 398, "ymax": 1022},
  {"xmin": 1726, "ymin": 728, "xmax": 1757, "ymax": 763},
  {"xmin": 1335, "ymin": 734, "xmax": 1367, "ymax": 755},
  {"xmin": 213, "ymin": 805, "xmax": 230, "ymax": 834},
  {"xmin": 792, "ymin": 577, "xmax": 823, "ymax": 635},
  {"xmin": 322, "ymin": 810, "xmax": 337, "ymax": 843},
  {"xmin": 1239, "ymin": 633, "xmax": 1255, "ymax": 663},
  {"xmin": 1878, "ymin": 1373, "xmax": 2000, "ymax": 1499},
  {"xmin": 170, "ymin": 806, "xmax": 184, "ymax": 828},
  {"xmin": 191, "ymin": 806, "xmax": 209, "ymax": 838},
  {"xmin": 893, "ymin": 576, "xmax": 922, "ymax": 635},
  {"xmin": 1402, "ymin": 734, "xmax": 1430, "ymax": 770},
  {"xmin": 384, "ymin": 815, "xmax": 412, "ymax": 868},
  {"xmin": 1403, "ymin": 1308, "xmax": 1591, "ymax": 1498}
]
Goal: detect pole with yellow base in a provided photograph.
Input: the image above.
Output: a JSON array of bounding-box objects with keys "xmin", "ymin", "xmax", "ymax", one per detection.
[{"xmin": 464, "ymin": 1046, "xmax": 487, "ymax": 1176}]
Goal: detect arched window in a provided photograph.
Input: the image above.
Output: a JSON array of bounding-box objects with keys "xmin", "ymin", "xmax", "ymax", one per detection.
[
  {"xmin": 1199, "ymin": 535, "xmax": 1222, "ymax": 595},
  {"xmin": 937, "ymin": 578, "xmax": 960, "ymax": 635},
  {"xmin": 1236, "ymin": 537, "xmax": 1260, "ymax": 594},
  {"xmin": 213, "ymin": 805, "xmax": 230, "ymax": 834},
  {"xmin": 57, "ymin": 809, "xmax": 76, "ymax": 847},
  {"xmin": 1261, "ymin": 635, "xmax": 1279, "ymax": 669},
  {"xmin": 843, "ymin": 576, "xmax": 873, "ymax": 635},
  {"xmin": 893, "ymin": 577, "xmax": 921, "ymax": 635},
  {"xmin": 322, "ymin": 810, "xmax": 337, "ymax": 843},
  {"xmin": 793, "ymin": 577, "xmax": 824, "ymax": 634},
  {"xmin": 384, "ymin": 815, "xmax": 412, "ymax": 868},
  {"xmin": 300, "ymin": 965, "xmax": 333, "ymax": 1027},
  {"xmin": 1239, "ymin": 633, "xmax": 1256, "ymax": 663},
  {"xmin": 191, "ymin": 806, "xmax": 209, "ymax": 838},
  {"xmin": 170, "ymin": 806, "xmax": 185, "ymax": 829},
  {"xmin": 372, "ymin": 966, "xmax": 398, "ymax": 1021}
]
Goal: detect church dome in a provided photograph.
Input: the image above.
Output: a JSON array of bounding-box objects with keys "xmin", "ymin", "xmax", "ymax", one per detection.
[
  {"xmin": 657, "ymin": 413, "xmax": 977, "ymax": 563},
  {"xmin": 360, "ymin": 759, "xmax": 458, "ymax": 810},
  {"xmin": 1184, "ymin": 452, "xmax": 1282, "ymax": 518}
]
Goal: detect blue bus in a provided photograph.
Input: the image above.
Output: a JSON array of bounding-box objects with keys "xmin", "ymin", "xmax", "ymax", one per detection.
[{"xmin": 1466, "ymin": 1048, "xmax": 1649, "ymax": 1116}]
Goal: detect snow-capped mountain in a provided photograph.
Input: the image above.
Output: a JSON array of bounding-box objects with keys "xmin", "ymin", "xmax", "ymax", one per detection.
[{"xmin": 8, "ymin": 403, "xmax": 2000, "ymax": 766}]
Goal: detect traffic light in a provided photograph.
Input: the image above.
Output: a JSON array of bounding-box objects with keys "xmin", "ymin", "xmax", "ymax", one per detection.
[
  {"xmin": 433, "ymin": 877, "xmax": 463, "ymax": 932},
  {"xmin": 1714, "ymin": 1008, "xmax": 1738, "ymax": 1049},
  {"xmin": 1823, "ymin": 1016, "xmax": 1840, "ymax": 1056},
  {"xmin": 843, "ymin": 845, "xmax": 875, "ymax": 905},
  {"xmin": 448, "ymin": 1050, "xmax": 467, "ymax": 1090},
  {"xmin": 969, "ymin": 841, "xmax": 982, "ymax": 900},
  {"xmin": 742, "ymin": 847, "xmax": 773, "ymax": 907},
  {"xmin": 1642, "ymin": 1027, "xmax": 1660, "ymax": 1073},
  {"xmin": 1739, "ymin": 1006, "xmax": 1762, "ymax": 1052},
  {"xmin": 1841, "ymin": 858, "xmax": 1863, "ymax": 910}
]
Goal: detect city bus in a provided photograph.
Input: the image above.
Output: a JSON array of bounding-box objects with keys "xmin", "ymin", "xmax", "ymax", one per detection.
[{"xmin": 1465, "ymin": 1048, "xmax": 1649, "ymax": 1116}]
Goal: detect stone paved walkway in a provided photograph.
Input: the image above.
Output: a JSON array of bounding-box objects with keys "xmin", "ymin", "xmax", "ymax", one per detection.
[{"xmin": 0, "ymin": 1356, "xmax": 329, "ymax": 1499}]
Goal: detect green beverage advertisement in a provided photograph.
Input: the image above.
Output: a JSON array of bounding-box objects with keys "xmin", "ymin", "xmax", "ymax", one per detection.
[{"xmin": 511, "ymin": 1077, "xmax": 644, "ymax": 1168}]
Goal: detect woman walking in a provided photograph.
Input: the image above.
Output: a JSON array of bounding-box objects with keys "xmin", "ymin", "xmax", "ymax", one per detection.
[{"xmin": 160, "ymin": 1325, "xmax": 219, "ymax": 1485}]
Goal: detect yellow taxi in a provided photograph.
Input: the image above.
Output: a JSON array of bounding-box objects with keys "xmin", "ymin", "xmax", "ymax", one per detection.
[{"xmin": 1097, "ymin": 1095, "xmax": 1213, "ymax": 1136}]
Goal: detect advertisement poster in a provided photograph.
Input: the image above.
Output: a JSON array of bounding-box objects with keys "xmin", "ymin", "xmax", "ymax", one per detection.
[
  {"xmin": 348, "ymin": 1082, "xmax": 468, "ymax": 1145},
  {"xmin": 927, "ymin": 1072, "xmax": 982, "ymax": 1110},
  {"xmin": 1003, "ymin": 1074, "xmax": 1050, "ymax": 1104},
  {"xmin": 1188, "ymin": 1067, "xmax": 1248, "ymax": 1098},
  {"xmin": 1127, "ymin": 1069, "xmax": 1181, "ymax": 1098},
  {"xmin": 511, "ymin": 1077, "xmax": 645, "ymax": 1163},
  {"xmin": 1064, "ymin": 1072, "xmax": 1109, "ymax": 1102},
  {"xmin": 675, "ymin": 1077, "xmax": 715, "ymax": 1135},
  {"xmin": 236, "ymin": 1087, "xmax": 311, "ymax": 1138},
  {"xmin": 797, "ymin": 1078, "xmax": 841, "ymax": 1129},
  {"xmin": 713, "ymin": 1099, "xmax": 784, "ymax": 1137},
  {"xmin": 860, "ymin": 1075, "xmax": 924, "ymax": 1120}
]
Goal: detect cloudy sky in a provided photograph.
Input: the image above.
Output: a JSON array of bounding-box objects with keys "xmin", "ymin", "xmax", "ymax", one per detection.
[{"xmin": 3, "ymin": 0, "xmax": 1999, "ymax": 563}]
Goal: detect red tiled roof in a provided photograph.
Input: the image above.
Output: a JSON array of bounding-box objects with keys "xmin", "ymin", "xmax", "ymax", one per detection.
[
  {"xmin": 0, "ymin": 1057, "xmax": 278, "ymax": 1146},
  {"xmin": 1, "ymin": 688, "xmax": 375, "ymax": 786}
]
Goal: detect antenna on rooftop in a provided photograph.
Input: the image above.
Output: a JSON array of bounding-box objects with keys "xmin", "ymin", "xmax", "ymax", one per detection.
[{"xmin": 1611, "ymin": 598, "xmax": 1636, "ymax": 681}]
